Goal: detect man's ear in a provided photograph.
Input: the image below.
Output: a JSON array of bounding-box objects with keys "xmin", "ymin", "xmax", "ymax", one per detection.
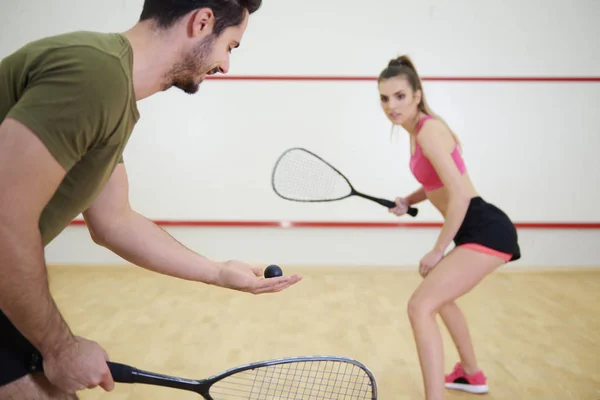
[{"xmin": 189, "ymin": 8, "xmax": 215, "ymax": 37}]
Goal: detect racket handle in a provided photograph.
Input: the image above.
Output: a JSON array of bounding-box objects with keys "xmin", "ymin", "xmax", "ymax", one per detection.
[
  {"xmin": 375, "ymin": 198, "xmax": 419, "ymax": 217},
  {"xmin": 357, "ymin": 193, "xmax": 419, "ymax": 217},
  {"xmin": 389, "ymin": 202, "xmax": 419, "ymax": 217},
  {"xmin": 108, "ymin": 361, "xmax": 136, "ymax": 383},
  {"xmin": 377, "ymin": 199, "xmax": 397, "ymax": 208},
  {"xmin": 407, "ymin": 206, "xmax": 419, "ymax": 217},
  {"xmin": 28, "ymin": 353, "xmax": 135, "ymax": 384}
]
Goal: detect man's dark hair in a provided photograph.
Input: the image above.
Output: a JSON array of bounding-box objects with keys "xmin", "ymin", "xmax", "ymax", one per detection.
[{"xmin": 140, "ymin": 0, "xmax": 262, "ymax": 35}]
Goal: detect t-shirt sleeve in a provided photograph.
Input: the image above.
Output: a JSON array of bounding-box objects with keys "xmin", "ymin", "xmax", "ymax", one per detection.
[{"xmin": 6, "ymin": 46, "xmax": 129, "ymax": 172}]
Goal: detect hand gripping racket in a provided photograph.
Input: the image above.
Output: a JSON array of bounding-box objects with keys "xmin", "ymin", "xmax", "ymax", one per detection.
[
  {"xmin": 272, "ymin": 147, "xmax": 418, "ymax": 217},
  {"xmin": 30, "ymin": 353, "xmax": 377, "ymax": 399}
]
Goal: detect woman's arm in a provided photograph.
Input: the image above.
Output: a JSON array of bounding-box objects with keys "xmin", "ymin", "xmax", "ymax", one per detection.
[
  {"xmin": 417, "ymin": 121, "xmax": 471, "ymax": 253},
  {"xmin": 405, "ymin": 186, "xmax": 427, "ymax": 205}
]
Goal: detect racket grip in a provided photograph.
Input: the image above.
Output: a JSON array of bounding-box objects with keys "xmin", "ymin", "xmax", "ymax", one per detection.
[
  {"xmin": 108, "ymin": 361, "xmax": 136, "ymax": 383},
  {"xmin": 28, "ymin": 353, "xmax": 135, "ymax": 384},
  {"xmin": 380, "ymin": 198, "xmax": 419, "ymax": 217}
]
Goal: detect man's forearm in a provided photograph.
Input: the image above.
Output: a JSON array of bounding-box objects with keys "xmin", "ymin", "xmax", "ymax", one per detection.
[
  {"xmin": 0, "ymin": 217, "xmax": 74, "ymax": 356},
  {"xmin": 95, "ymin": 211, "xmax": 220, "ymax": 283}
]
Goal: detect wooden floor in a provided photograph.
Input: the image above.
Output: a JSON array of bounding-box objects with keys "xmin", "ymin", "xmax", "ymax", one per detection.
[{"xmin": 47, "ymin": 265, "xmax": 600, "ymax": 400}]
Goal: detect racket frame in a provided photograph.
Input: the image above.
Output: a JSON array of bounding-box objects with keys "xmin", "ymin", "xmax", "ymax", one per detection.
[
  {"xmin": 29, "ymin": 353, "xmax": 377, "ymax": 399},
  {"xmin": 272, "ymin": 147, "xmax": 418, "ymax": 217}
]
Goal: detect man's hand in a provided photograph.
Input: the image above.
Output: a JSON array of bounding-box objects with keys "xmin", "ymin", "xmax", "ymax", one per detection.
[
  {"xmin": 215, "ymin": 260, "xmax": 302, "ymax": 294},
  {"xmin": 42, "ymin": 336, "xmax": 114, "ymax": 394}
]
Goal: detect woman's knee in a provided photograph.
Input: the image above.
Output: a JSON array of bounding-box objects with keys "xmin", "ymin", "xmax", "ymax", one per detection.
[{"xmin": 407, "ymin": 292, "xmax": 440, "ymax": 322}]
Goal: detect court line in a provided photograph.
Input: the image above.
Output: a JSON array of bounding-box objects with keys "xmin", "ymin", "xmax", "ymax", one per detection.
[
  {"xmin": 66, "ymin": 75, "xmax": 597, "ymax": 230},
  {"xmin": 205, "ymin": 75, "xmax": 600, "ymax": 82},
  {"xmin": 68, "ymin": 220, "xmax": 600, "ymax": 229}
]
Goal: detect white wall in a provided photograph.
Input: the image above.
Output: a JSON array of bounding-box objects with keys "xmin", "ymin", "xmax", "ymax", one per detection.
[
  {"xmin": 2, "ymin": 0, "xmax": 599, "ymax": 268},
  {"xmin": 44, "ymin": 225, "xmax": 600, "ymax": 268}
]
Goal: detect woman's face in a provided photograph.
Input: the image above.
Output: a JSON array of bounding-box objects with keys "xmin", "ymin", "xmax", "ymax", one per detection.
[{"xmin": 378, "ymin": 76, "xmax": 421, "ymax": 126}]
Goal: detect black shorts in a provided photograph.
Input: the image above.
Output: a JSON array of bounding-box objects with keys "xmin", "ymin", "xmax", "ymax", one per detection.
[
  {"xmin": 0, "ymin": 308, "xmax": 40, "ymax": 386},
  {"xmin": 453, "ymin": 196, "xmax": 521, "ymax": 262}
]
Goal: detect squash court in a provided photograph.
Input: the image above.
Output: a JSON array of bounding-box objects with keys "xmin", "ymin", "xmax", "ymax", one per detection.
[
  {"xmin": 47, "ymin": 264, "xmax": 600, "ymax": 399},
  {"xmin": 2, "ymin": 1, "xmax": 599, "ymax": 399}
]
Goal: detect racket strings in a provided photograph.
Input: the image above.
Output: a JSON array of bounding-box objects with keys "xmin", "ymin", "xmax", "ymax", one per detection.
[
  {"xmin": 272, "ymin": 149, "xmax": 352, "ymax": 201},
  {"xmin": 209, "ymin": 360, "xmax": 374, "ymax": 399}
]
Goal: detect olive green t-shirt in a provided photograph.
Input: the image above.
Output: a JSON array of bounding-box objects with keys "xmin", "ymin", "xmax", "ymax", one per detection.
[{"xmin": 0, "ymin": 31, "xmax": 139, "ymax": 245}]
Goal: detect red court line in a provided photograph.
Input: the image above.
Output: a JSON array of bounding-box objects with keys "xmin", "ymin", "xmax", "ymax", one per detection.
[
  {"xmin": 68, "ymin": 220, "xmax": 600, "ymax": 229},
  {"xmin": 206, "ymin": 76, "xmax": 600, "ymax": 82}
]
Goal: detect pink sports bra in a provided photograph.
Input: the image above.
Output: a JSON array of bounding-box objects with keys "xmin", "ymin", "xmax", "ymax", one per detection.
[{"xmin": 409, "ymin": 115, "xmax": 466, "ymax": 191}]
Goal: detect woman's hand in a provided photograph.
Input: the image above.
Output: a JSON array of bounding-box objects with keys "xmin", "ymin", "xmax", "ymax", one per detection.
[
  {"xmin": 389, "ymin": 197, "xmax": 410, "ymax": 216},
  {"xmin": 419, "ymin": 249, "xmax": 445, "ymax": 277}
]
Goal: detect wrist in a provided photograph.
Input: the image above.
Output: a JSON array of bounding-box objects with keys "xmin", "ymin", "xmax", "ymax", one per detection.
[
  {"xmin": 203, "ymin": 259, "xmax": 223, "ymax": 286},
  {"xmin": 433, "ymin": 244, "xmax": 447, "ymax": 254},
  {"xmin": 40, "ymin": 329, "xmax": 76, "ymax": 359},
  {"xmin": 402, "ymin": 195, "xmax": 414, "ymax": 207}
]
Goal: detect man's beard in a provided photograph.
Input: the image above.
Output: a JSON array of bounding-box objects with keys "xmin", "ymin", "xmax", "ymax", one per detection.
[{"xmin": 165, "ymin": 34, "xmax": 216, "ymax": 94}]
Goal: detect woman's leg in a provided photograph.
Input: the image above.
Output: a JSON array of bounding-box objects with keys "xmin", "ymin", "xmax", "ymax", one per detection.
[
  {"xmin": 439, "ymin": 301, "xmax": 479, "ymax": 374},
  {"xmin": 407, "ymin": 247, "xmax": 505, "ymax": 400}
]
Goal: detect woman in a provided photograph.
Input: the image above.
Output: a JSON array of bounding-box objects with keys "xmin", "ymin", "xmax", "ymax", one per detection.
[{"xmin": 378, "ymin": 55, "xmax": 520, "ymax": 399}]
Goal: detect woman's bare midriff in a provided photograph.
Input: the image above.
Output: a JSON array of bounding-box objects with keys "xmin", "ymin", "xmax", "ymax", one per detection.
[{"xmin": 424, "ymin": 172, "xmax": 479, "ymax": 217}]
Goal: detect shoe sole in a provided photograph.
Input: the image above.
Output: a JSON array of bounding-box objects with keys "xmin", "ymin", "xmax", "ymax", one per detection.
[{"xmin": 445, "ymin": 383, "xmax": 489, "ymax": 394}]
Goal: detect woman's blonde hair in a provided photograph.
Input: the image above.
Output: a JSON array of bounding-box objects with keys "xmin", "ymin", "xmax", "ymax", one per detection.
[{"xmin": 379, "ymin": 55, "xmax": 462, "ymax": 150}]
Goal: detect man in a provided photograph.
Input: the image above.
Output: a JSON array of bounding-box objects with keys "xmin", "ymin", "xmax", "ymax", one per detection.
[{"xmin": 0, "ymin": 1, "xmax": 302, "ymax": 398}]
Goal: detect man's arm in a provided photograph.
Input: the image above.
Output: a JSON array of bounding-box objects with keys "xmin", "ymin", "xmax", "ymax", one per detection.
[
  {"xmin": 83, "ymin": 164, "xmax": 220, "ymax": 283},
  {"xmin": 0, "ymin": 118, "xmax": 74, "ymax": 356},
  {"xmin": 83, "ymin": 165, "xmax": 301, "ymax": 293}
]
